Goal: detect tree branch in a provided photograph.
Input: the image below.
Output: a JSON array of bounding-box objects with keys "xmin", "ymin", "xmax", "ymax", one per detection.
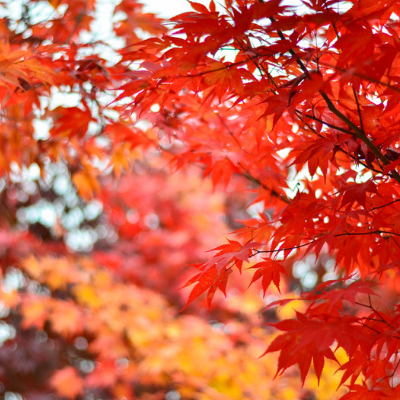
[
  {"xmin": 268, "ymin": 19, "xmax": 400, "ymax": 185},
  {"xmin": 295, "ymin": 111, "xmax": 384, "ymax": 175},
  {"xmin": 238, "ymin": 162, "xmax": 291, "ymax": 204},
  {"xmin": 256, "ymin": 230, "xmax": 400, "ymax": 255}
]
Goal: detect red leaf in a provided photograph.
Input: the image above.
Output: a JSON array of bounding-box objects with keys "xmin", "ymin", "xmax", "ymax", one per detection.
[
  {"xmin": 248, "ymin": 258, "xmax": 286, "ymax": 294},
  {"xmin": 341, "ymin": 181, "xmax": 378, "ymax": 209},
  {"xmin": 181, "ymin": 266, "xmax": 218, "ymax": 310},
  {"xmin": 189, "ymin": 1, "xmax": 209, "ymax": 13}
]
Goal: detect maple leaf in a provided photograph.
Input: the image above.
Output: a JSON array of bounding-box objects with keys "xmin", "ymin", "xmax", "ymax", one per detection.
[
  {"xmin": 85, "ymin": 360, "xmax": 118, "ymax": 389},
  {"xmin": 180, "ymin": 239, "xmax": 259, "ymax": 310},
  {"xmin": 340, "ymin": 386, "xmax": 388, "ymax": 400},
  {"xmin": 72, "ymin": 167, "xmax": 100, "ymax": 200},
  {"xmin": 292, "ymin": 134, "xmax": 347, "ymax": 176},
  {"xmin": 51, "ymin": 367, "xmax": 83, "ymax": 399},
  {"xmin": 337, "ymin": 350, "xmax": 369, "ymax": 388},
  {"xmin": 248, "ymin": 258, "xmax": 287, "ymax": 295},
  {"xmin": 20, "ymin": 295, "xmax": 48, "ymax": 330},
  {"xmin": 203, "ymin": 157, "xmax": 239, "ymax": 189},
  {"xmin": 49, "ymin": 106, "xmax": 93, "ymax": 138},
  {"xmin": 302, "ymin": 280, "xmax": 376, "ymax": 313},
  {"xmin": 181, "ymin": 265, "xmax": 218, "ymax": 310},
  {"xmin": 109, "ymin": 143, "xmax": 132, "ymax": 178},
  {"xmin": 48, "ymin": 299, "xmax": 83, "ymax": 337},
  {"xmin": 181, "ymin": 266, "xmax": 233, "ymax": 310},
  {"xmin": 263, "ymin": 312, "xmax": 368, "ymax": 385},
  {"xmin": 340, "ymin": 180, "xmax": 378, "ymax": 210}
]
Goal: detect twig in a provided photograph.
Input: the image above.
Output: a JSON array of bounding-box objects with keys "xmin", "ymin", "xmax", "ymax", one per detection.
[{"xmin": 352, "ymin": 87, "xmax": 365, "ymax": 133}]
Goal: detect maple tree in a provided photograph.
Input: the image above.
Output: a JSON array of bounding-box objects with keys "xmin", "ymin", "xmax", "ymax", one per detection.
[{"xmin": 1, "ymin": 0, "xmax": 400, "ymax": 399}]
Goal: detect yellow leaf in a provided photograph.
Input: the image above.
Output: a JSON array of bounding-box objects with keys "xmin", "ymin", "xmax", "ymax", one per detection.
[
  {"xmin": 111, "ymin": 143, "xmax": 131, "ymax": 178},
  {"xmin": 0, "ymin": 288, "xmax": 19, "ymax": 308},
  {"xmin": 73, "ymin": 168, "xmax": 100, "ymax": 200},
  {"xmin": 74, "ymin": 284, "xmax": 102, "ymax": 308}
]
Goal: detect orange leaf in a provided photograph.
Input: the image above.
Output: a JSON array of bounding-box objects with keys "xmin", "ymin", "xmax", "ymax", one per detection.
[{"xmin": 51, "ymin": 367, "xmax": 83, "ymax": 399}]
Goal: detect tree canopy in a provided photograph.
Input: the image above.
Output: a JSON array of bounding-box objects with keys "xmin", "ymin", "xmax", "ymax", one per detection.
[{"xmin": 1, "ymin": 0, "xmax": 400, "ymax": 399}]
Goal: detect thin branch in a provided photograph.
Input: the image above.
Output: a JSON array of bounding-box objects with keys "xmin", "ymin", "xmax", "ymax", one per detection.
[
  {"xmin": 298, "ymin": 110, "xmax": 355, "ymax": 135},
  {"xmin": 269, "ymin": 17, "xmax": 311, "ymax": 79},
  {"xmin": 256, "ymin": 230, "xmax": 400, "ymax": 255},
  {"xmin": 352, "ymin": 87, "xmax": 365, "ymax": 133},
  {"xmin": 336, "ymin": 230, "xmax": 400, "ymax": 238},
  {"xmin": 237, "ymin": 162, "xmax": 291, "ymax": 204},
  {"xmin": 175, "ymin": 58, "xmax": 256, "ymax": 79},
  {"xmin": 216, "ymin": 113, "xmax": 291, "ymax": 205},
  {"xmin": 216, "ymin": 112, "xmax": 243, "ymax": 149},
  {"xmin": 295, "ymin": 112, "xmax": 383, "ymax": 174},
  {"xmin": 234, "ymin": 38, "xmax": 269, "ymax": 85},
  {"xmin": 371, "ymin": 199, "xmax": 400, "ymax": 211},
  {"xmin": 318, "ymin": 60, "xmax": 400, "ymax": 95},
  {"xmin": 322, "ymin": 0, "xmax": 339, "ymax": 39},
  {"xmin": 355, "ymin": 298, "xmax": 394, "ymax": 329},
  {"xmin": 357, "ymin": 320, "xmax": 384, "ymax": 336},
  {"xmin": 318, "ymin": 91, "xmax": 399, "ymax": 177},
  {"xmin": 256, "ymin": 241, "xmax": 314, "ymax": 254}
]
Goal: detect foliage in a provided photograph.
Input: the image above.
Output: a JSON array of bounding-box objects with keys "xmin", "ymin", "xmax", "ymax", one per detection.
[{"xmin": 1, "ymin": 0, "xmax": 400, "ymax": 399}]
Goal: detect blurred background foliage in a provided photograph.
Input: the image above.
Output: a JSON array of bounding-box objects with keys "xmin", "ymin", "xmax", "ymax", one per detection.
[{"xmin": 0, "ymin": 0, "xmax": 348, "ymax": 399}]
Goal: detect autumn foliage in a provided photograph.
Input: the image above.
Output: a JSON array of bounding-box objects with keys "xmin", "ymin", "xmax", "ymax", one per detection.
[{"xmin": 2, "ymin": 0, "xmax": 400, "ymax": 399}]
